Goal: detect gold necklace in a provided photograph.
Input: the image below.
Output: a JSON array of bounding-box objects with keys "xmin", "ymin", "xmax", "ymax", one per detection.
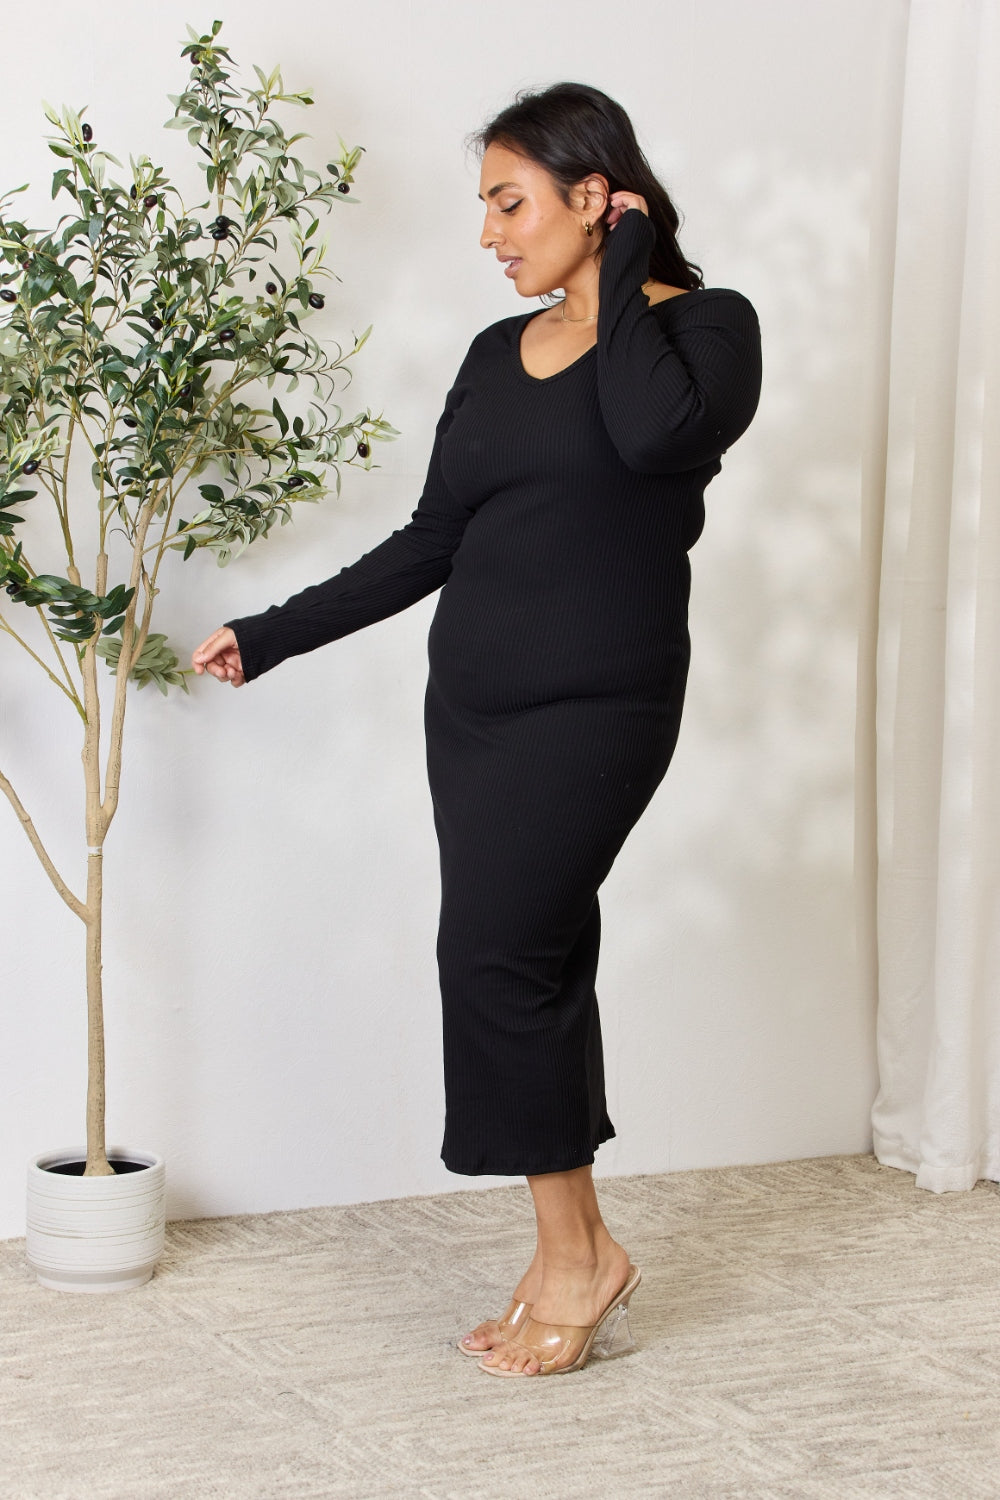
[{"xmin": 559, "ymin": 279, "xmax": 655, "ymax": 324}]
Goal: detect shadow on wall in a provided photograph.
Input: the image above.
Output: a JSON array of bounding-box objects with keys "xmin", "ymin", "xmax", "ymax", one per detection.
[{"xmin": 690, "ymin": 146, "xmax": 869, "ymax": 864}]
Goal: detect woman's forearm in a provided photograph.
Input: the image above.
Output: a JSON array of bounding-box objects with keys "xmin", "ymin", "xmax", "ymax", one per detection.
[{"xmin": 596, "ymin": 209, "xmax": 762, "ymax": 473}]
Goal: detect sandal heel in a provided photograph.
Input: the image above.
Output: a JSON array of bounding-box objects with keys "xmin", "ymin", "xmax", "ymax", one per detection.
[{"xmin": 590, "ymin": 1300, "xmax": 635, "ymax": 1360}]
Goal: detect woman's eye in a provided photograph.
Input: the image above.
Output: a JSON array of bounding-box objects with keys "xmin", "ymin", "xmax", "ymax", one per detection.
[{"xmin": 501, "ymin": 200, "xmax": 523, "ymax": 215}]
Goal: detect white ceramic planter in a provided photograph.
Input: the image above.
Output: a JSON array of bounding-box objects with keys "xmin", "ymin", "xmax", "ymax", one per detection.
[{"xmin": 26, "ymin": 1147, "xmax": 166, "ymax": 1293}]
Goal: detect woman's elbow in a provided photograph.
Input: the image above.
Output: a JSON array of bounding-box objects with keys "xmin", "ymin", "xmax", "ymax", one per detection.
[
  {"xmin": 612, "ymin": 428, "xmax": 726, "ymax": 474},
  {"xmin": 614, "ymin": 403, "xmax": 759, "ymax": 473}
]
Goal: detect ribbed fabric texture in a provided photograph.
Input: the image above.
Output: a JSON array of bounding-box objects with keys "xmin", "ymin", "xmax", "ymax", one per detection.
[{"xmin": 228, "ymin": 208, "xmax": 762, "ymax": 1176}]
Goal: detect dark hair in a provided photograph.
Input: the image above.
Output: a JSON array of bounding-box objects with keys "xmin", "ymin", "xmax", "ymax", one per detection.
[{"xmin": 467, "ymin": 82, "xmax": 704, "ymax": 291}]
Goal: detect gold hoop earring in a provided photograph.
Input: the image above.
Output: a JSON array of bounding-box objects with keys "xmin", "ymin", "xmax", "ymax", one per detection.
[{"xmin": 584, "ymin": 221, "xmax": 593, "ymax": 237}]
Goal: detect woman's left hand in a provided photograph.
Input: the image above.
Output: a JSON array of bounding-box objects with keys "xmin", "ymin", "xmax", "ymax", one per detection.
[{"xmin": 606, "ymin": 192, "xmax": 649, "ymax": 231}]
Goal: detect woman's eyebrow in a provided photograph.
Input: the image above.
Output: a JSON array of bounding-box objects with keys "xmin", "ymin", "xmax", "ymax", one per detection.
[{"xmin": 477, "ymin": 181, "xmax": 520, "ymax": 202}]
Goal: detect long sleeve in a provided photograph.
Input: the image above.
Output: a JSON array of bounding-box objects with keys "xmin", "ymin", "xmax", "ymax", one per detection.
[
  {"xmin": 596, "ymin": 208, "xmax": 762, "ymax": 474},
  {"xmin": 226, "ymin": 348, "xmax": 477, "ymax": 682}
]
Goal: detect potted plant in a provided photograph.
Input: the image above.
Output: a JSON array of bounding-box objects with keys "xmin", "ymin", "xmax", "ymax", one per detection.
[{"xmin": 0, "ymin": 20, "xmax": 393, "ymax": 1290}]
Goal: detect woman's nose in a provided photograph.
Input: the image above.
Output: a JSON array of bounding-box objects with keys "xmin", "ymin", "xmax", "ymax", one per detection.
[{"xmin": 480, "ymin": 214, "xmax": 500, "ymax": 251}]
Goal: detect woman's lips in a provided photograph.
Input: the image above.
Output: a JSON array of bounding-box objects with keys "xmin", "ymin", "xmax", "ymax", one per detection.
[{"xmin": 503, "ymin": 258, "xmax": 522, "ymax": 278}]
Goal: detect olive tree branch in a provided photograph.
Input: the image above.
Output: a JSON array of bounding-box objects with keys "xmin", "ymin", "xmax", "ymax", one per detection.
[
  {"xmin": 99, "ymin": 492, "xmax": 159, "ymax": 825},
  {"xmin": 0, "ymin": 767, "xmax": 87, "ymax": 920},
  {"xmin": 0, "ymin": 535, "xmax": 84, "ymax": 700},
  {"xmin": 58, "ymin": 410, "xmax": 79, "ymax": 573},
  {"xmin": 0, "ymin": 609, "xmax": 85, "ymax": 716}
]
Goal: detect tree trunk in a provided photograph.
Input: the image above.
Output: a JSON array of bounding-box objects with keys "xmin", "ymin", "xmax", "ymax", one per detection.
[
  {"xmin": 84, "ymin": 849, "xmax": 113, "ymax": 1176},
  {"xmin": 79, "ymin": 603, "xmax": 113, "ymax": 1178}
]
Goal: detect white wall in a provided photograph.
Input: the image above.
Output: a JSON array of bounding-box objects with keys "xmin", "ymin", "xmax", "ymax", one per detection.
[{"xmin": 0, "ymin": 0, "xmax": 900, "ymax": 1236}]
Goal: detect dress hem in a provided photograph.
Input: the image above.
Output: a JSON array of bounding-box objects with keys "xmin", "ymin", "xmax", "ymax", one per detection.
[{"xmin": 440, "ymin": 1125, "xmax": 616, "ymax": 1178}]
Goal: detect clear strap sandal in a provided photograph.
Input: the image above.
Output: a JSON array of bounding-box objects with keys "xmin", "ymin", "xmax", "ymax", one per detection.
[
  {"xmin": 458, "ymin": 1296, "xmax": 532, "ymax": 1356},
  {"xmin": 478, "ymin": 1264, "xmax": 641, "ymax": 1377}
]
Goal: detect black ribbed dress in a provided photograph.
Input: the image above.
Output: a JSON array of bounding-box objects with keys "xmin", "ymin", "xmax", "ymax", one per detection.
[{"xmin": 227, "ymin": 207, "xmax": 762, "ymax": 1177}]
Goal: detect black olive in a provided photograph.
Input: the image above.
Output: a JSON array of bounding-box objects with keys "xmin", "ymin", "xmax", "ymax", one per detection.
[
  {"xmin": 123, "ymin": 416, "xmax": 138, "ymax": 428},
  {"xmin": 130, "ymin": 185, "xmax": 138, "ymax": 199},
  {"xmin": 214, "ymin": 215, "xmax": 230, "ymax": 229},
  {"xmin": 22, "ymin": 460, "xmax": 39, "ymax": 474},
  {"xmin": 308, "ymin": 294, "xmax": 325, "ymax": 310},
  {"xmin": 82, "ymin": 123, "xmax": 93, "ymax": 143},
  {"xmin": 0, "ymin": 289, "xmax": 15, "ymax": 303},
  {"xmin": 356, "ymin": 442, "xmax": 369, "ymax": 458},
  {"xmin": 286, "ymin": 475, "xmax": 305, "ymax": 489},
  {"xmin": 148, "ymin": 315, "xmax": 163, "ymax": 331},
  {"xmin": 218, "ymin": 328, "xmax": 235, "ymax": 342},
  {"xmin": 179, "ymin": 383, "xmax": 192, "ymax": 399},
  {"xmin": 211, "ymin": 227, "xmax": 230, "ymax": 241},
  {"xmin": 336, "ymin": 181, "xmax": 350, "ymax": 194},
  {"xmin": 144, "ymin": 195, "xmax": 158, "ymax": 209},
  {"xmin": 265, "ymin": 282, "xmax": 278, "ymax": 295}
]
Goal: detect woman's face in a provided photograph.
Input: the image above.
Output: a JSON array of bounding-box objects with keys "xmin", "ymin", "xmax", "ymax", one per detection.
[{"xmin": 478, "ymin": 142, "xmax": 606, "ymax": 298}]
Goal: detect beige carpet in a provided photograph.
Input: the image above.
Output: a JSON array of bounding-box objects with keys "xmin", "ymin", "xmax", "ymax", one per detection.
[{"xmin": 2, "ymin": 1153, "xmax": 999, "ymax": 1499}]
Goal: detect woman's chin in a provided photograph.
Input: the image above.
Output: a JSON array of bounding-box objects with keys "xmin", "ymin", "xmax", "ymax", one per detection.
[{"xmin": 515, "ymin": 278, "xmax": 556, "ymax": 300}]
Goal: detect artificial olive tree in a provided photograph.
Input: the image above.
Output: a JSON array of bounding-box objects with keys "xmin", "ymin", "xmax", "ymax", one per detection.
[{"xmin": 0, "ymin": 21, "xmax": 394, "ymax": 1175}]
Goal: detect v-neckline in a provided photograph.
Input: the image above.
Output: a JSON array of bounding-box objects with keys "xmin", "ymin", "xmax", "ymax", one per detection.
[{"xmin": 515, "ymin": 309, "xmax": 597, "ymax": 384}]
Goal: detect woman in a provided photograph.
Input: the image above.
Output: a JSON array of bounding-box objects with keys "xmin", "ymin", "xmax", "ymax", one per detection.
[{"xmin": 193, "ymin": 82, "xmax": 762, "ymax": 1377}]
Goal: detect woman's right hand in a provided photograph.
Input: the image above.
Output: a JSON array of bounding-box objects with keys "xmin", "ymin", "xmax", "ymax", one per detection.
[
  {"xmin": 191, "ymin": 626, "xmax": 246, "ymax": 687},
  {"xmin": 605, "ymin": 192, "xmax": 649, "ymax": 231}
]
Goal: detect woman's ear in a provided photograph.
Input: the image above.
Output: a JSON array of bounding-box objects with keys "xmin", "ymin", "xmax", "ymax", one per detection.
[
  {"xmin": 570, "ymin": 174, "xmax": 610, "ymax": 220},
  {"xmin": 587, "ymin": 174, "xmax": 610, "ymax": 222}
]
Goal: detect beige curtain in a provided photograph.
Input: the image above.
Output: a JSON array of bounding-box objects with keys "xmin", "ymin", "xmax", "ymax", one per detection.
[{"xmin": 858, "ymin": 0, "xmax": 1000, "ymax": 1192}]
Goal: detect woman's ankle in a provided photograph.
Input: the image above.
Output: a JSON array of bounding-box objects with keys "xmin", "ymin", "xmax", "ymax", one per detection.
[
  {"xmin": 536, "ymin": 1229, "xmax": 624, "ymax": 1276},
  {"xmin": 513, "ymin": 1247, "xmax": 544, "ymax": 1301}
]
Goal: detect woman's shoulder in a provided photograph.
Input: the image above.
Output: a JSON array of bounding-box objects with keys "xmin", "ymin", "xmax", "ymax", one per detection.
[
  {"xmin": 474, "ymin": 311, "xmax": 529, "ymax": 343},
  {"xmin": 652, "ymin": 286, "xmax": 760, "ymax": 325},
  {"xmin": 452, "ymin": 313, "xmax": 533, "ymax": 385},
  {"xmin": 454, "ymin": 312, "xmax": 524, "ymax": 363}
]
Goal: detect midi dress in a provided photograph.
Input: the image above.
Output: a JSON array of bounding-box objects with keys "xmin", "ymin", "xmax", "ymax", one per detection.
[{"xmin": 226, "ymin": 207, "xmax": 763, "ymax": 1178}]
